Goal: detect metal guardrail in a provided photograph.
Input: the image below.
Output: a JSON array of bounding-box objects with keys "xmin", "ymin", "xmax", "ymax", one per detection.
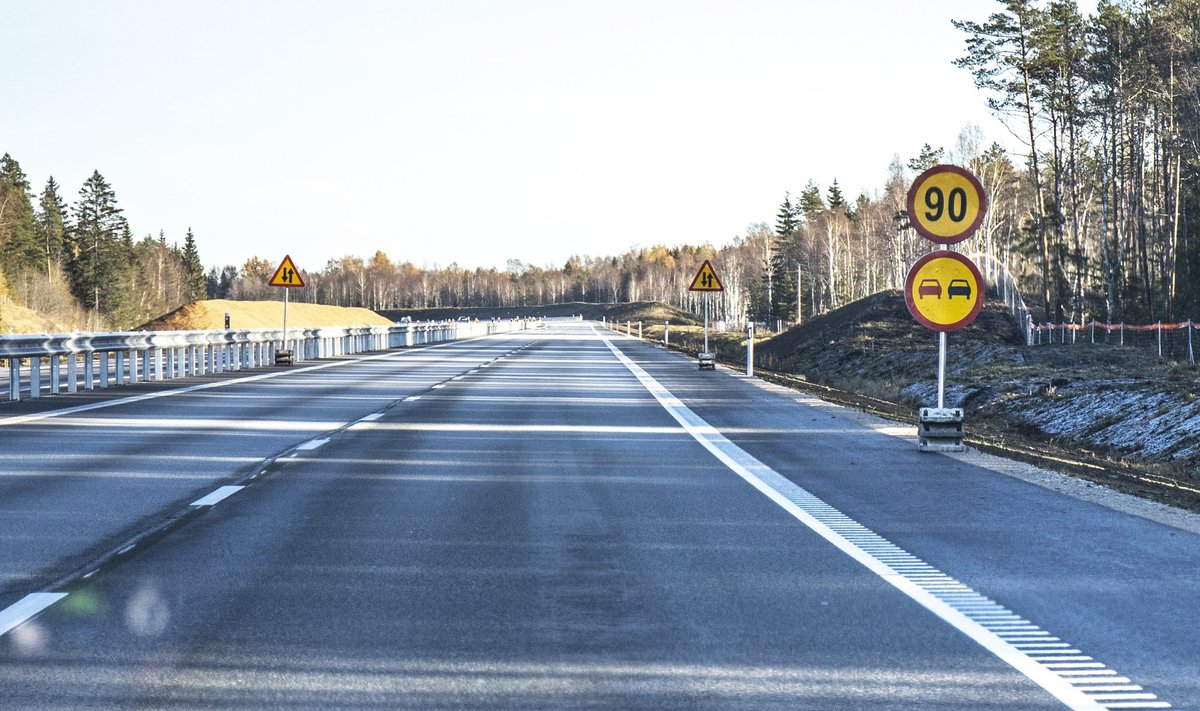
[{"xmin": 0, "ymin": 320, "xmax": 539, "ymax": 402}]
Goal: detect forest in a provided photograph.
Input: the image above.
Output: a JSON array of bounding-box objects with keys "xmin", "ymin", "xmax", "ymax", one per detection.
[{"xmin": 0, "ymin": 0, "xmax": 1196, "ymax": 332}]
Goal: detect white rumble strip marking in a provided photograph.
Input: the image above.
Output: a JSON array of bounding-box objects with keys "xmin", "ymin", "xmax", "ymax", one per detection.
[{"xmin": 600, "ymin": 331, "xmax": 1171, "ymax": 711}]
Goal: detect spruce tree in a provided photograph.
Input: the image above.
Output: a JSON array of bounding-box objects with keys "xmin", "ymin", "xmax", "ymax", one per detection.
[
  {"xmin": 36, "ymin": 177, "xmax": 68, "ymax": 278},
  {"xmin": 69, "ymin": 170, "xmax": 128, "ymax": 326},
  {"xmin": 0, "ymin": 153, "xmax": 41, "ymax": 277},
  {"xmin": 182, "ymin": 228, "xmax": 207, "ymax": 302},
  {"xmin": 770, "ymin": 194, "xmax": 801, "ymax": 323},
  {"xmin": 827, "ymin": 179, "xmax": 847, "ymax": 213}
]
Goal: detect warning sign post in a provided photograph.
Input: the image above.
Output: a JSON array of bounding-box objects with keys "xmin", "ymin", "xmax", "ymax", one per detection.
[
  {"xmin": 688, "ymin": 260, "xmax": 723, "ymax": 370},
  {"xmin": 269, "ymin": 255, "xmax": 305, "ymax": 365}
]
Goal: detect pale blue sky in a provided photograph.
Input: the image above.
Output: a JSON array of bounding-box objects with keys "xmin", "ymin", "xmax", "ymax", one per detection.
[{"xmin": 2, "ymin": 1, "xmax": 1063, "ymax": 272}]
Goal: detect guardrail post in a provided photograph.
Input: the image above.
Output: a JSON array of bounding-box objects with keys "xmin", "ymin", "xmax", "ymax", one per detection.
[
  {"xmin": 128, "ymin": 350, "xmax": 138, "ymax": 383},
  {"xmin": 68, "ymin": 355, "xmax": 78, "ymax": 392},
  {"xmin": 83, "ymin": 353, "xmax": 95, "ymax": 388},
  {"xmin": 141, "ymin": 350, "xmax": 151, "ymax": 382},
  {"xmin": 9, "ymin": 358, "xmax": 19, "ymax": 401},
  {"xmin": 50, "ymin": 355, "xmax": 61, "ymax": 394},
  {"xmin": 664, "ymin": 321, "xmax": 669, "ymax": 346},
  {"xmin": 29, "ymin": 357, "xmax": 40, "ymax": 398},
  {"xmin": 98, "ymin": 352, "xmax": 109, "ymax": 388},
  {"xmin": 115, "ymin": 351, "xmax": 125, "ymax": 385}
]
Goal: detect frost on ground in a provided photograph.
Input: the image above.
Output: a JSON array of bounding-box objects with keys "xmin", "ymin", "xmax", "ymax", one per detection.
[{"xmin": 989, "ymin": 386, "xmax": 1200, "ymax": 462}]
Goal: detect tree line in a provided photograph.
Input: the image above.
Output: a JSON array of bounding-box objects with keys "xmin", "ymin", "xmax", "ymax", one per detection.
[
  {"xmin": 2, "ymin": 1, "xmax": 1195, "ymax": 333},
  {"xmin": 0, "ymin": 155, "xmax": 206, "ymax": 330},
  {"xmin": 955, "ymin": 0, "xmax": 1200, "ymax": 325}
]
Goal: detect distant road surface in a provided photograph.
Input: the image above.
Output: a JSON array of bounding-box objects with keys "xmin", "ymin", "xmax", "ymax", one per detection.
[{"xmin": 0, "ymin": 321, "xmax": 1194, "ymax": 709}]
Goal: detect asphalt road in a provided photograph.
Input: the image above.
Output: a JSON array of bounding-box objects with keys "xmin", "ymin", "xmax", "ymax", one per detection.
[{"xmin": 0, "ymin": 321, "xmax": 1194, "ymax": 709}]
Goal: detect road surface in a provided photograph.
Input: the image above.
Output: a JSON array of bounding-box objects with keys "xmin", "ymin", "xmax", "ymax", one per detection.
[{"xmin": 0, "ymin": 322, "xmax": 1194, "ymax": 709}]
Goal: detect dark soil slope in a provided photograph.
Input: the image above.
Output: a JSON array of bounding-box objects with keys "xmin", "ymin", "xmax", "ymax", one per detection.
[{"xmin": 755, "ymin": 289, "xmax": 1025, "ymax": 385}]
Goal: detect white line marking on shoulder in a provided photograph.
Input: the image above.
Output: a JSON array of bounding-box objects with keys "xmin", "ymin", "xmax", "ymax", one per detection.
[
  {"xmin": 599, "ymin": 331, "xmax": 1168, "ymax": 711},
  {"xmin": 190, "ymin": 485, "xmax": 245, "ymax": 507},
  {"xmin": 0, "ymin": 593, "xmax": 69, "ymax": 637}
]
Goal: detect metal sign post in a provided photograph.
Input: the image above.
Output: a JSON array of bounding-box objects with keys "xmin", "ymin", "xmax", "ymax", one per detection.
[
  {"xmin": 937, "ymin": 330, "xmax": 946, "ymax": 409},
  {"xmin": 704, "ymin": 293, "xmax": 709, "ymax": 353}
]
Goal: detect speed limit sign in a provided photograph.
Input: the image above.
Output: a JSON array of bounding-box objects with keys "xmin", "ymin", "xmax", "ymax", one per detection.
[{"xmin": 905, "ymin": 165, "xmax": 987, "ymax": 245}]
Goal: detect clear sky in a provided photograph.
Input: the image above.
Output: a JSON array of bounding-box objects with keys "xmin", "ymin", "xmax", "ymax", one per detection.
[{"xmin": 2, "ymin": 0, "xmax": 1057, "ymax": 273}]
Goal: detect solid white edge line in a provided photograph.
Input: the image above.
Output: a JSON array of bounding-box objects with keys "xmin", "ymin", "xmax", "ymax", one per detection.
[
  {"xmin": 0, "ymin": 593, "xmax": 69, "ymax": 636},
  {"xmin": 190, "ymin": 485, "xmax": 245, "ymax": 507},
  {"xmin": 599, "ymin": 333, "xmax": 1117, "ymax": 711}
]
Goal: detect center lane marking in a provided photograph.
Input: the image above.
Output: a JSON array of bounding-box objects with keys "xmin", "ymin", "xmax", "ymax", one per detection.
[{"xmin": 599, "ymin": 332, "xmax": 1168, "ymax": 711}]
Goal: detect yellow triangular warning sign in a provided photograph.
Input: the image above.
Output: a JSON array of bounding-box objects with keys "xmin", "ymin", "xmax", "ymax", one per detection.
[
  {"xmin": 688, "ymin": 260, "xmax": 724, "ymax": 292},
  {"xmin": 268, "ymin": 255, "xmax": 305, "ymax": 288}
]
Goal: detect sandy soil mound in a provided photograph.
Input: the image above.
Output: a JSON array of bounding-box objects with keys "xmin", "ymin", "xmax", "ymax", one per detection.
[{"xmin": 137, "ymin": 299, "xmax": 394, "ymax": 331}]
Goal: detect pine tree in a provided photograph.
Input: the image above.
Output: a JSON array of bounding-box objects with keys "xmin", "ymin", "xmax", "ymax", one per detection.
[
  {"xmin": 798, "ymin": 180, "xmax": 825, "ymax": 219},
  {"xmin": 181, "ymin": 227, "xmax": 207, "ymax": 301},
  {"xmin": 906, "ymin": 144, "xmax": 945, "ymax": 173}
]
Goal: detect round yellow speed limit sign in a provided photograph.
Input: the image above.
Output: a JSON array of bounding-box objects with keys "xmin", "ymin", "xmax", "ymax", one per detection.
[
  {"xmin": 906, "ymin": 165, "xmax": 987, "ymax": 245},
  {"xmin": 904, "ymin": 251, "xmax": 984, "ymax": 331}
]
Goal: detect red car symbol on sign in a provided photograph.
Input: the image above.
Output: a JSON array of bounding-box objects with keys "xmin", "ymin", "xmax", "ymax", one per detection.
[{"xmin": 918, "ymin": 279, "xmax": 941, "ymax": 299}]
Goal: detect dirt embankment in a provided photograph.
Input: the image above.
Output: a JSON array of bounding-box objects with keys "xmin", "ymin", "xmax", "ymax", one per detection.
[
  {"xmin": 380, "ymin": 301, "xmax": 702, "ymax": 326},
  {"xmin": 137, "ymin": 299, "xmax": 393, "ymax": 331}
]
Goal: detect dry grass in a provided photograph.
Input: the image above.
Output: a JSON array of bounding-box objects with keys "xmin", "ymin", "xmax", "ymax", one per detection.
[{"xmin": 137, "ymin": 299, "xmax": 394, "ymax": 331}]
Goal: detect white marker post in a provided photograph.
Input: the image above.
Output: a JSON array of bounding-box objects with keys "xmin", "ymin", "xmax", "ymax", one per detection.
[{"xmin": 746, "ymin": 322, "xmax": 754, "ymax": 377}]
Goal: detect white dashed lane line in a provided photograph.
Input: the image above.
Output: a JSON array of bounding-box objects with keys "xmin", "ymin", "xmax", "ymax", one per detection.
[
  {"xmin": 190, "ymin": 485, "xmax": 245, "ymax": 507},
  {"xmin": 295, "ymin": 438, "xmax": 330, "ymax": 451}
]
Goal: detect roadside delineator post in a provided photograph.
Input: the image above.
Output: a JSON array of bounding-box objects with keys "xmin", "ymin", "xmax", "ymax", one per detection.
[{"xmin": 746, "ymin": 322, "xmax": 754, "ymax": 377}]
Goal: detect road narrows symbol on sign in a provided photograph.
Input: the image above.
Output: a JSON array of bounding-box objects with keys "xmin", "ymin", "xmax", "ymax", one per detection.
[
  {"xmin": 688, "ymin": 260, "xmax": 724, "ymax": 292},
  {"xmin": 269, "ymin": 255, "xmax": 305, "ymax": 288},
  {"xmin": 905, "ymin": 165, "xmax": 988, "ymax": 245},
  {"xmin": 904, "ymin": 251, "xmax": 984, "ymax": 331}
]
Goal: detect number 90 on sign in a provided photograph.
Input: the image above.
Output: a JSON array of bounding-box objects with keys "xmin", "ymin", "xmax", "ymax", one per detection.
[{"xmin": 905, "ymin": 165, "xmax": 987, "ymax": 245}]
